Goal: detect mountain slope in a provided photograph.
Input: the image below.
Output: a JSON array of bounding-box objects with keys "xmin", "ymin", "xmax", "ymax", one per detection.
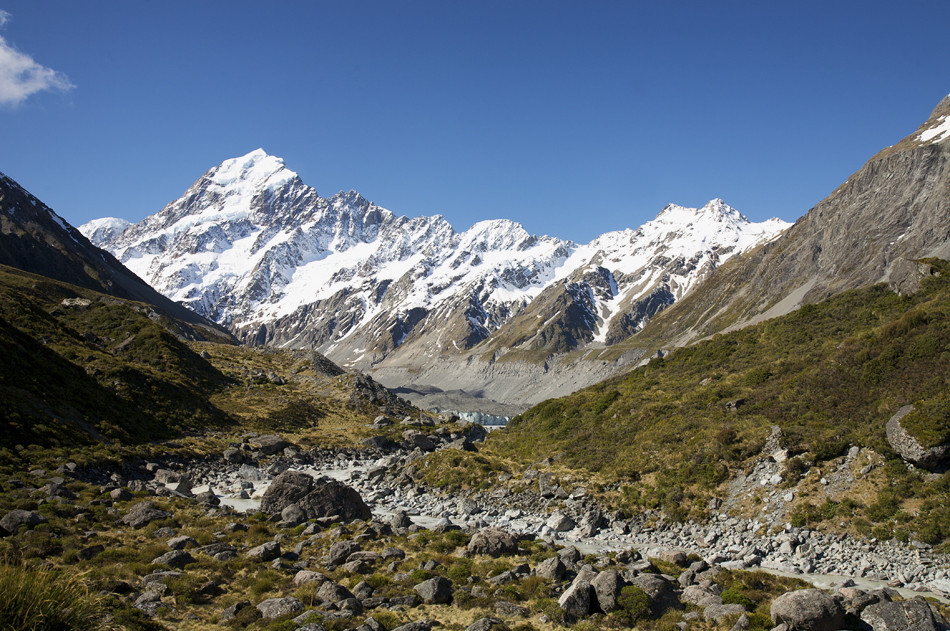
[
  {"xmin": 0, "ymin": 172, "xmax": 233, "ymax": 343},
  {"xmin": 490, "ymin": 258, "xmax": 950, "ymax": 542},
  {"xmin": 84, "ymin": 151, "xmax": 787, "ymax": 405},
  {"xmin": 622, "ymin": 93, "xmax": 950, "ymax": 350}
]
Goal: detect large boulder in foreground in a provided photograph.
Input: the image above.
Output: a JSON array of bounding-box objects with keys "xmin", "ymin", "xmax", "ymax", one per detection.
[
  {"xmin": 260, "ymin": 470, "xmax": 371, "ymax": 522},
  {"xmin": 770, "ymin": 589, "xmax": 845, "ymax": 631}
]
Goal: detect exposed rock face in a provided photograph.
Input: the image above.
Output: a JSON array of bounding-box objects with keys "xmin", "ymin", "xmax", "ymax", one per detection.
[
  {"xmin": 885, "ymin": 405, "xmax": 950, "ymax": 470},
  {"xmin": 770, "ymin": 588, "xmax": 846, "ymax": 631},
  {"xmin": 639, "ymin": 94, "xmax": 950, "ymax": 350},
  {"xmin": 260, "ymin": 470, "xmax": 371, "ymax": 521}
]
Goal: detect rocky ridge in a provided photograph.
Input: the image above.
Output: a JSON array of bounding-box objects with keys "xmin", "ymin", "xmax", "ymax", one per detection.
[
  {"xmin": 632, "ymin": 92, "xmax": 950, "ymax": 350},
  {"xmin": 82, "ymin": 151, "xmax": 788, "ymax": 405}
]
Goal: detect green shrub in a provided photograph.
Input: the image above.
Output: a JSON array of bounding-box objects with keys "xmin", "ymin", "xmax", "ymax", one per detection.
[
  {"xmin": 721, "ymin": 585, "xmax": 755, "ymax": 610},
  {"xmin": 617, "ymin": 585, "xmax": 650, "ymax": 622}
]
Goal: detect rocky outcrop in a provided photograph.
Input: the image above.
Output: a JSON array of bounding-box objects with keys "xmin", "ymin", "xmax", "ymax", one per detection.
[{"xmin": 885, "ymin": 405, "xmax": 950, "ymax": 470}]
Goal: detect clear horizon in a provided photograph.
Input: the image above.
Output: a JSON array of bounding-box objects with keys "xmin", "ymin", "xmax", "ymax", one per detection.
[{"xmin": 1, "ymin": 1, "xmax": 948, "ymax": 243}]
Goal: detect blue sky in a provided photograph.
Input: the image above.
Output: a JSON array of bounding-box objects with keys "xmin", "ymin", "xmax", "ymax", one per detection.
[{"xmin": 1, "ymin": 1, "xmax": 948, "ymax": 243}]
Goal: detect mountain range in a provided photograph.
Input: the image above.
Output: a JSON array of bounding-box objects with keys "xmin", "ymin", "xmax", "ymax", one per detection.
[{"xmin": 81, "ymin": 152, "xmax": 788, "ymax": 408}]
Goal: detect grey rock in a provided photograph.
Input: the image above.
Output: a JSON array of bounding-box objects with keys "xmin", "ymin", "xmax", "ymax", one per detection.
[
  {"xmin": 166, "ymin": 536, "xmax": 197, "ymax": 550},
  {"xmin": 414, "ymin": 576, "xmax": 453, "ymax": 604},
  {"xmin": 316, "ymin": 580, "xmax": 355, "ymax": 604},
  {"xmin": 327, "ymin": 540, "xmax": 360, "ymax": 565},
  {"xmin": 770, "ymin": 589, "xmax": 845, "ymax": 631},
  {"xmin": 390, "ymin": 509, "xmax": 412, "ymax": 529},
  {"xmin": 860, "ymin": 597, "xmax": 948, "ymax": 631},
  {"xmin": 465, "ymin": 617, "xmax": 509, "ymax": 631},
  {"xmin": 546, "ymin": 511, "xmax": 575, "ymax": 532},
  {"xmin": 493, "ymin": 601, "xmax": 528, "ymax": 617},
  {"xmin": 120, "ymin": 502, "xmax": 171, "ymax": 529},
  {"xmin": 109, "ymin": 488, "xmax": 133, "ymax": 501},
  {"xmin": 535, "ymin": 555, "xmax": 567, "ymax": 580},
  {"xmin": 246, "ymin": 541, "xmax": 280, "ymax": 562},
  {"xmin": 591, "ymin": 569, "xmax": 625, "ymax": 612},
  {"xmin": 467, "ymin": 527, "xmax": 518, "ymax": 557},
  {"xmin": 151, "ymin": 549, "xmax": 195, "ymax": 569},
  {"xmin": 256, "ymin": 596, "xmax": 304, "ymax": 619},
  {"xmin": 631, "ymin": 573, "xmax": 682, "ymax": 617},
  {"xmin": 0, "ymin": 509, "xmax": 47, "ymax": 535},
  {"xmin": 251, "ymin": 434, "xmax": 292, "ymax": 456},
  {"xmin": 704, "ymin": 603, "xmax": 747, "ymax": 623},
  {"xmin": 293, "ymin": 570, "xmax": 326, "ymax": 587},
  {"xmin": 260, "ymin": 470, "xmax": 371, "ymax": 522},
  {"xmin": 885, "ymin": 405, "xmax": 950, "ymax": 470},
  {"xmin": 558, "ymin": 578, "xmax": 592, "ymax": 620},
  {"xmin": 390, "ymin": 622, "xmax": 432, "ymax": 631}
]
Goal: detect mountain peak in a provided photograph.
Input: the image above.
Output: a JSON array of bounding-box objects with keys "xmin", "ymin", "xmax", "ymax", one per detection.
[
  {"xmin": 207, "ymin": 149, "xmax": 299, "ymax": 194},
  {"xmin": 655, "ymin": 199, "xmax": 745, "ymax": 225}
]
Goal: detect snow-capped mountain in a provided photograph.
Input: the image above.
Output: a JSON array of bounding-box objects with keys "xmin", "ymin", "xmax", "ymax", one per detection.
[{"xmin": 83, "ymin": 149, "xmax": 789, "ymax": 397}]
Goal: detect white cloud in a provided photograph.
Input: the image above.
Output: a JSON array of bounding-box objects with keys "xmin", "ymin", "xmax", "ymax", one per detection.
[{"xmin": 0, "ymin": 13, "xmax": 74, "ymax": 106}]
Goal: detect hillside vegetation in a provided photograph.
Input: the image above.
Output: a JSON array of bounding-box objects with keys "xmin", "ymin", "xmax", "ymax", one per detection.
[
  {"xmin": 0, "ymin": 265, "xmax": 409, "ymax": 458},
  {"xmin": 492, "ymin": 259, "xmax": 950, "ymax": 543}
]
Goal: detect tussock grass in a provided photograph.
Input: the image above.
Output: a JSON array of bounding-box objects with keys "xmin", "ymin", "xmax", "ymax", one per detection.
[{"xmin": 0, "ymin": 559, "xmax": 106, "ymax": 631}]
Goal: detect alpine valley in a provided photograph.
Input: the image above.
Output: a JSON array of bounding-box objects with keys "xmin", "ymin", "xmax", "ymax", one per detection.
[
  {"xmin": 1, "ymin": 94, "xmax": 950, "ymax": 631},
  {"xmin": 81, "ymin": 153, "xmax": 789, "ymax": 411}
]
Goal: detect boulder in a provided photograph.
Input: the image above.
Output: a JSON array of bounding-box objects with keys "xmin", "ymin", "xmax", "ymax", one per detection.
[
  {"xmin": 860, "ymin": 598, "xmax": 949, "ymax": 631},
  {"xmin": 251, "ymin": 434, "xmax": 292, "ymax": 456},
  {"xmin": 327, "ymin": 540, "xmax": 361, "ymax": 565},
  {"xmin": 467, "ymin": 528, "xmax": 518, "ymax": 557},
  {"xmin": 465, "ymin": 617, "xmax": 508, "ymax": 631},
  {"xmin": 317, "ymin": 580, "xmax": 355, "ymax": 604},
  {"xmin": 246, "ymin": 541, "xmax": 280, "ymax": 562},
  {"xmin": 120, "ymin": 502, "xmax": 171, "ymax": 529},
  {"xmin": 546, "ymin": 511, "xmax": 576, "ymax": 533},
  {"xmin": 195, "ymin": 490, "xmax": 220, "ymax": 506},
  {"xmin": 535, "ymin": 556, "xmax": 567, "ymax": 580},
  {"xmin": 390, "ymin": 509, "xmax": 412, "ymax": 529},
  {"xmin": 0, "ymin": 509, "xmax": 47, "ymax": 535},
  {"xmin": 167, "ymin": 536, "xmax": 197, "ymax": 550},
  {"xmin": 151, "ymin": 549, "xmax": 195, "ymax": 569},
  {"xmin": 885, "ymin": 405, "xmax": 950, "ymax": 470},
  {"xmin": 631, "ymin": 574, "xmax": 681, "ymax": 617},
  {"xmin": 591, "ymin": 569, "xmax": 626, "ymax": 612},
  {"xmin": 770, "ymin": 589, "xmax": 846, "ymax": 631},
  {"xmin": 256, "ymin": 596, "xmax": 304, "ymax": 619},
  {"xmin": 414, "ymin": 576, "xmax": 453, "ymax": 604},
  {"xmin": 260, "ymin": 470, "xmax": 371, "ymax": 522},
  {"xmin": 558, "ymin": 578, "xmax": 593, "ymax": 620},
  {"xmin": 293, "ymin": 570, "xmax": 326, "ymax": 587},
  {"xmin": 704, "ymin": 603, "xmax": 748, "ymax": 623},
  {"xmin": 109, "ymin": 488, "xmax": 133, "ymax": 502}
]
